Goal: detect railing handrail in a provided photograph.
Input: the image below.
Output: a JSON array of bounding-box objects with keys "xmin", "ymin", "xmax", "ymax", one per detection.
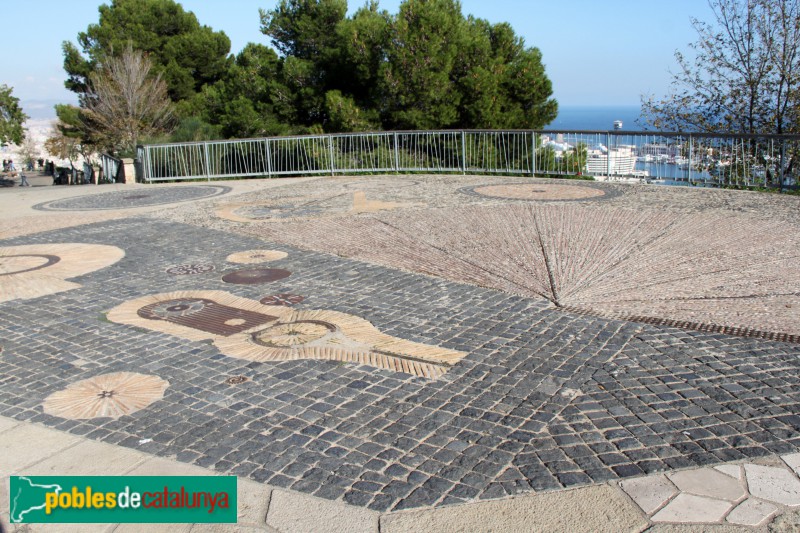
[
  {"xmin": 137, "ymin": 129, "xmax": 799, "ymax": 190},
  {"xmin": 139, "ymin": 129, "xmax": 800, "ymax": 151}
]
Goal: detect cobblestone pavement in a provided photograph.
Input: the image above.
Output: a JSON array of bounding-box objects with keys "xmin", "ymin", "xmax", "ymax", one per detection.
[
  {"xmin": 2, "ymin": 172, "xmax": 800, "ymax": 515},
  {"xmin": 32, "ymin": 185, "xmax": 230, "ymax": 211}
]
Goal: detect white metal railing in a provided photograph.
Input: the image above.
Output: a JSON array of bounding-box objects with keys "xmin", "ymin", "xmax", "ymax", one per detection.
[
  {"xmin": 100, "ymin": 153, "xmax": 122, "ymax": 184},
  {"xmin": 137, "ymin": 130, "xmax": 800, "ymax": 189}
]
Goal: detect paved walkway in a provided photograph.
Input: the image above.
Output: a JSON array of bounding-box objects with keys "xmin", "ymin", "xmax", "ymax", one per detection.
[{"xmin": 2, "ymin": 175, "xmax": 800, "ymax": 531}]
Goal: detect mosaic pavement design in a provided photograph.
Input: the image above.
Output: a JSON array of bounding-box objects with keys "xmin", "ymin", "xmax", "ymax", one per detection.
[
  {"xmin": 256, "ymin": 203, "xmax": 800, "ymax": 338},
  {"xmin": 42, "ymin": 372, "xmax": 169, "ymax": 420},
  {"xmin": 2, "ymin": 181, "xmax": 800, "ymax": 514},
  {"xmin": 32, "ymin": 185, "xmax": 231, "ymax": 211},
  {"xmin": 216, "ymin": 190, "xmax": 413, "ymax": 223},
  {"xmin": 466, "ymin": 182, "xmax": 609, "ymax": 201},
  {"xmin": 0, "ymin": 243, "xmax": 125, "ymax": 303},
  {"xmin": 107, "ymin": 290, "xmax": 466, "ymax": 379}
]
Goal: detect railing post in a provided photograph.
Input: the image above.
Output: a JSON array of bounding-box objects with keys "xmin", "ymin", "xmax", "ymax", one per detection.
[
  {"xmin": 780, "ymin": 138, "xmax": 785, "ymax": 193},
  {"xmin": 531, "ymin": 131, "xmax": 536, "ymax": 176},
  {"xmin": 606, "ymin": 132, "xmax": 612, "ymax": 177},
  {"xmin": 461, "ymin": 130, "xmax": 466, "ymax": 175},
  {"xmin": 263, "ymin": 138, "xmax": 272, "ymax": 178},
  {"xmin": 688, "ymin": 135, "xmax": 693, "ymax": 182},
  {"xmin": 328, "ymin": 135, "xmax": 335, "ymax": 176},
  {"xmin": 203, "ymin": 141, "xmax": 211, "ymax": 181},
  {"xmin": 145, "ymin": 146, "xmax": 152, "ymax": 184},
  {"xmin": 394, "ymin": 132, "xmax": 400, "ymax": 172}
]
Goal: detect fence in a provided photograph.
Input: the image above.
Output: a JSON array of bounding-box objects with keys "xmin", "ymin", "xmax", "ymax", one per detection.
[
  {"xmin": 100, "ymin": 153, "xmax": 123, "ymax": 183},
  {"xmin": 137, "ymin": 130, "xmax": 800, "ymax": 189}
]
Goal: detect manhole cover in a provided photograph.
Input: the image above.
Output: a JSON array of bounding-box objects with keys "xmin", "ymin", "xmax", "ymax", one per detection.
[
  {"xmin": 222, "ymin": 268, "xmax": 291, "ymax": 284},
  {"xmin": 166, "ymin": 264, "xmax": 215, "ymax": 275},
  {"xmin": 260, "ymin": 294, "xmax": 305, "ymax": 306},
  {"xmin": 225, "ymin": 376, "xmax": 249, "ymax": 385}
]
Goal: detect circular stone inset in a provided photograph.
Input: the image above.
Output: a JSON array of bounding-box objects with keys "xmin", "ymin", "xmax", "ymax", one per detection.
[
  {"xmin": 252, "ymin": 321, "xmax": 333, "ymax": 347},
  {"xmin": 166, "ymin": 264, "xmax": 215, "ymax": 275},
  {"xmin": 0, "ymin": 254, "xmax": 60, "ymax": 276},
  {"xmin": 260, "ymin": 294, "xmax": 305, "ymax": 306},
  {"xmin": 151, "ymin": 299, "xmax": 207, "ymax": 318},
  {"xmin": 226, "ymin": 250, "xmax": 288, "ymax": 264},
  {"xmin": 470, "ymin": 183, "xmax": 607, "ymax": 201},
  {"xmin": 222, "ymin": 268, "xmax": 291, "ymax": 285},
  {"xmin": 32, "ymin": 186, "xmax": 231, "ymax": 211},
  {"xmin": 43, "ymin": 372, "xmax": 169, "ymax": 420}
]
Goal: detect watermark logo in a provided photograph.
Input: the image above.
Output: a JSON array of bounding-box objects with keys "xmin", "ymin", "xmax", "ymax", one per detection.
[{"xmin": 9, "ymin": 476, "xmax": 237, "ymax": 523}]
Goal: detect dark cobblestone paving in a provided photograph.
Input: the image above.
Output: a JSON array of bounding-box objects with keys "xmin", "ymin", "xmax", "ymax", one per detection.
[
  {"xmin": 32, "ymin": 185, "xmax": 231, "ymax": 211},
  {"xmin": 1, "ymin": 218, "xmax": 799, "ymax": 512}
]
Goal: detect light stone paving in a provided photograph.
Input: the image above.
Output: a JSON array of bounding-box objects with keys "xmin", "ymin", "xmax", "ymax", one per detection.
[{"xmin": 619, "ymin": 456, "xmax": 800, "ymax": 528}]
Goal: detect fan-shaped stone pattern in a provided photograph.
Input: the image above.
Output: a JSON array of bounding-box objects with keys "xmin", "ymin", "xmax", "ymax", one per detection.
[
  {"xmin": 42, "ymin": 372, "xmax": 169, "ymax": 420},
  {"xmin": 261, "ymin": 204, "xmax": 800, "ymax": 337},
  {"xmin": 226, "ymin": 250, "xmax": 288, "ymax": 264}
]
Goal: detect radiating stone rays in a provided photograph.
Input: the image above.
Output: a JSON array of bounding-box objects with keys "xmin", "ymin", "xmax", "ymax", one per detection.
[{"xmin": 259, "ymin": 204, "xmax": 800, "ymax": 337}]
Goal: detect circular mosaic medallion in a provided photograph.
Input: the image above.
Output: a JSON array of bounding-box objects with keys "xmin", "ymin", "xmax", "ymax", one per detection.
[
  {"xmin": 150, "ymin": 299, "xmax": 207, "ymax": 318},
  {"xmin": 42, "ymin": 372, "xmax": 169, "ymax": 420},
  {"xmin": 222, "ymin": 268, "xmax": 291, "ymax": 285},
  {"xmin": 226, "ymin": 250, "xmax": 288, "ymax": 264},
  {"xmin": 252, "ymin": 321, "xmax": 334, "ymax": 347},
  {"xmin": 32, "ymin": 186, "xmax": 231, "ymax": 211},
  {"xmin": 466, "ymin": 183, "xmax": 609, "ymax": 201},
  {"xmin": 260, "ymin": 294, "xmax": 305, "ymax": 306},
  {"xmin": 166, "ymin": 264, "xmax": 215, "ymax": 275},
  {"xmin": 0, "ymin": 254, "xmax": 60, "ymax": 276}
]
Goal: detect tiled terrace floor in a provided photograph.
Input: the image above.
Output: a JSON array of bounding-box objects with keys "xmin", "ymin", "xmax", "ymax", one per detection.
[{"xmin": 2, "ymin": 175, "xmax": 800, "ymax": 529}]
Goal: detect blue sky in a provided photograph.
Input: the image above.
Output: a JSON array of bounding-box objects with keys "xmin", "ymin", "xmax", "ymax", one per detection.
[{"xmin": 3, "ymin": 0, "xmax": 714, "ymax": 117}]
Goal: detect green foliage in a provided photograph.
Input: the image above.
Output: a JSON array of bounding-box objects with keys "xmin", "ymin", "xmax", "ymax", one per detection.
[
  {"xmin": 0, "ymin": 85, "xmax": 27, "ymax": 146},
  {"xmin": 64, "ymin": 0, "xmax": 230, "ymax": 106},
  {"xmin": 64, "ymin": 0, "xmax": 558, "ymax": 143}
]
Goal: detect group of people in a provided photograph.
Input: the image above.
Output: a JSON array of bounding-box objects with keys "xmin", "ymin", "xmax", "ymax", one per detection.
[{"xmin": 2, "ymin": 158, "xmax": 30, "ymax": 186}]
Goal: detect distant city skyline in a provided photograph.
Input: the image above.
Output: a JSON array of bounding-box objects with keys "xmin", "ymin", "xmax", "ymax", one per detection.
[{"xmin": 6, "ymin": 0, "xmax": 714, "ymax": 118}]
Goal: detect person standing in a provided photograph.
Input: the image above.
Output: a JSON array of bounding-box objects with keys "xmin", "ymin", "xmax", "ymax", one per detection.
[{"xmin": 19, "ymin": 169, "xmax": 30, "ymax": 186}]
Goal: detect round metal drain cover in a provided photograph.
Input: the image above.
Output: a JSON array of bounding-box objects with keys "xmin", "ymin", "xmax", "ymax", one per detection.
[
  {"xmin": 222, "ymin": 268, "xmax": 291, "ymax": 284},
  {"xmin": 166, "ymin": 264, "xmax": 215, "ymax": 275},
  {"xmin": 225, "ymin": 376, "xmax": 249, "ymax": 385},
  {"xmin": 260, "ymin": 293, "xmax": 305, "ymax": 306}
]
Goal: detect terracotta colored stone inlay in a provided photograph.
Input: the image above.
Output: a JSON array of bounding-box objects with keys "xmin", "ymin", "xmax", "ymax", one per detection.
[
  {"xmin": 0, "ymin": 243, "xmax": 125, "ymax": 303},
  {"xmin": 43, "ymin": 372, "xmax": 168, "ymax": 420},
  {"xmin": 226, "ymin": 250, "xmax": 288, "ymax": 264},
  {"xmin": 0, "ymin": 254, "xmax": 60, "ymax": 276},
  {"xmin": 222, "ymin": 268, "xmax": 292, "ymax": 285},
  {"xmin": 107, "ymin": 290, "xmax": 466, "ymax": 379},
  {"xmin": 473, "ymin": 183, "xmax": 606, "ymax": 201}
]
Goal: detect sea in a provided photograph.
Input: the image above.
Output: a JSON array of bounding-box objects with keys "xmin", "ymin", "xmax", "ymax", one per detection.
[{"xmin": 547, "ymin": 105, "xmax": 645, "ymax": 131}]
